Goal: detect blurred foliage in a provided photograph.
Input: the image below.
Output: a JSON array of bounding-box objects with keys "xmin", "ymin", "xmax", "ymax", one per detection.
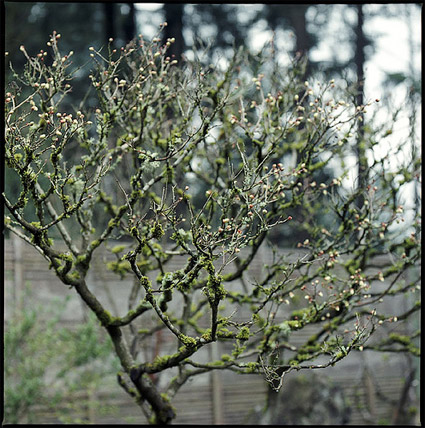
[
  {"xmin": 5, "ymin": 4, "xmax": 420, "ymax": 227},
  {"xmin": 4, "ymin": 287, "xmax": 119, "ymax": 424}
]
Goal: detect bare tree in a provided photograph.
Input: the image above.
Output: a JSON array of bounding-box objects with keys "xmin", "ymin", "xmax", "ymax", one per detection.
[{"xmin": 4, "ymin": 29, "xmax": 420, "ymax": 424}]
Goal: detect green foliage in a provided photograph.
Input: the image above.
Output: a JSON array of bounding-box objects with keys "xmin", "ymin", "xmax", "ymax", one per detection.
[
  {"xmin": 106, "ymin": 259, "xmax": 131, "ymax": 279},
  {"xmin": 4, "ymin": 292, "xmax": 118, "ymax": 424},
  {"xmin": 236, "ymin": 326, "xmax": 251, "ymax": 340},
  {"xmin": 4, "ymin": 309, "xmax": 46, "ymax": 423},
  {"xmin": 58, "ymin": 312, "xmax": 117, "ymax": 370}
]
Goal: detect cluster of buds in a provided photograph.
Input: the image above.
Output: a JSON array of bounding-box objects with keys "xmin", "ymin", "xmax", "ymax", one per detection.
[
  {"xmin": 297, "ymin": 238, "xmax": 310, "ymax": 248},
  {"xmin": 288, "ymin": 116, "xmax": 303, "ymax": 127},
  {"xmin": 252, "ymin": 73, "xmax": 264, "ymax": 90},
  {"xmin": 5, "ymin": 92, "xmax": 14, "ymax": 104},
  {"xmin": 350, "ymin": 269, "xmax": 368, "ymax": 290},
  {"xmin": 326, "ymin": 250, "xmax": 339, "ymax": 268},
  {"xmin": 265, "ymin": 93, "xmax": 279, "ymax": 106},
  {"xmin": 218, "ymin": 217, "xmax": 238, "ymax": 234},
  {"xmin": 36, "ymin": 49, "xmax": 48, "ymax": 60}
]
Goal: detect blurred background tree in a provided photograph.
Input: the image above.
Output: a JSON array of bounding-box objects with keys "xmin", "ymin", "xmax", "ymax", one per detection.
[{"xmin": 5, "ymin": 2, "xmax": 420, "ymax": 245}]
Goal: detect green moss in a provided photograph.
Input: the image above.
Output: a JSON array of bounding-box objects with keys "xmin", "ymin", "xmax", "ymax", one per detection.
[
  {"xmin": 58, "ymin": 252, "xmax": 73, "ymax": 262},
  {"xmin": 281, "ymin": 320, "xmax": 303, "ymax": 330},
  {"xmin": 408, "ymin": 406, "xmax": 418, "ymax": 416},
  {"xmin": 111, "ymin": 245, "xmax": 126, "ymax": 254},
  {"xmin": 231, "ymin": 343, "xmax": 246, "ymax": 358},
  {"xmin": 201, "ymin": 255, "xmax": 225, "ymax": 302},
  {"xmin": 148, "ymin": 192, "xmax": 162, "ymax": 205},
  {"xmin": 245, "ymin": 362, "xmax": 259, "ymax": 373},
  {"xmin": 334, "ymin": 350, "xmax": 347, "ymax": 360},
  {"xmin": 200, "ymin": 256, "xmax": 214, "ymax": 274},
  {"xmin": 159, "ymin": 287, "xmax": 173, "ymax": 312},
  {"xmin": 299, "ymin": 343, "xmax": 321, "ymax": 354},
  {"xmin": 309, "ymin": 160, "xmax": 327, "ymax": 172},
  {"xmin": 322, "ymin": 315, "xmax": 342, "ymax": 332},
  {"xmin": 171, "ymin": 228, "xmax": 191, "ymax": 245},
  {"xmin": 290, "ymin": 307, "xmax": 312, "ymax": 320},
  {"xmin": 344, "ymin": 258, "xmax": 360, "ymax": 275},
  {"xmin": 306, "ymin": 333, "xmax": 319, "ymax": 344},
  {"xmin": 252, "ymin": 314, "xmax": 261, "ymax": 326},
  {"xmin": 141, "ymin": 244, "xmax": 152, "ymax": 257},
  {"xmin": 151, "ymin": 222, "xmax": 164, "ymax": 240},
  {"xmin": 107, "ymin": 219, "xmax": 119, "ymax": 229},
  {"xmin": 76, "ymin": 254, "xmax": 87, "ymax": 264},
  {"xmin": 160, "ymin": 393, "xmax": 171, "ymax": 403},
  {"xmin": 69, "ymin": 271, "xmax": 81, "ymax": 280},
  {"xmin": 126, "ymin": 309, "xmax": 136, "ymax": 318},
  {"xmin": 130, "ymin": 190, "xmax": 143, "ymax": 200},
  {"xmin": 128, "ymin": 226, "xmax": 137, "ymax": 237},
  {"xmin": 149, "ymin": 354, "xmax": 172, "ymax": 371},
  {"xmin": 178, "ymin": 334, "xmax": 197, "ymax": 348},
  {"xmin": 164, "ymin": 165, "xmax": 174, "ymax": 183},
  {"xmin": 90, "ymin": 239, "xmax": 101, "ymax": 250},
  {"xmin": 139, "ymin": 276, "xmax": 152, "ymax": 291},
  {"xmin": 296, "ymin": 353, "xmax": 312, "ymax": 362},
  {"xmin": 221, "ymin": 354, "xmax": 232, "ymax": 362},
  {"xmin": 408, "ymin": 346, "xmax": 420, "ymax": 357},
  {"xmin": 201, "ymin": 329, "xmax": 212, "ymax": 342},
  {"xmin": 106, "ymin": 260, "xmax": 131, "ymax": 278},
  {"xmin": 206, "ymin": 274, "xmax": 226, "ymax": 301},
  {"xmin": 236, "ymin": 326, "xmax": 251, "ymax": 341},
  {"xmin": 217, "ymin": 327, "xmax": 234, "ymax": 338},
  {"xmin": 389, "ymin": 333, "xmax": 411, "ymax": 345}
]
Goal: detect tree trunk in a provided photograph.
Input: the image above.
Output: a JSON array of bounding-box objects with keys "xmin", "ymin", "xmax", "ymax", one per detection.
[
  {"xmin": 290, "ymin": 5, "xmax": 311, "ymax": 74},
  {"xmin": 163, "ymin": 4, "xmax": 185, "ymax": 59},
  {"xmin": 354, "ymin": 4, "xmax": 367, "ymax": 202},
  {"xmin": 123, "ymin": 3, "xmax": 136, "ymax": 43},
  {"xmin": 104, "ymin": 3, "xmax": 115, "ymax": 43}
]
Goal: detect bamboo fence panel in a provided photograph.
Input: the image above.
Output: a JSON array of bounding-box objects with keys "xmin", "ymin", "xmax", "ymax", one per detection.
[{"xmin": 4, "ymin": 238, "xmax": 419, "ymax": 425}]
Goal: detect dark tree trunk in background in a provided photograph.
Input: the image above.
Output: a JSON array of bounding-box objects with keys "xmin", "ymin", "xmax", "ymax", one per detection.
[
  {"xmin": 265, "ymin": 5, "xmax": 312, "ymax": 76},
  {"xmin": 104, "ymin": 3, "xmax": 115, "ymax": 43},
  {"xmin": 354, "ymin": 4, "xmax": 367, "ymax": 204},
  {"xmin": 123, "ymin": 3, "xmax": 136, "ymax": 43},
  {"xmin": 263, "ymin": 4, "xmax": 314, "ymax": 247},
  {"xmin": 291, "ymin": 6, "xmax": 310, "ymax": 66},
  {"xmin": 163, "ymin": 3, "xmax": 185, "ymax": 59}
]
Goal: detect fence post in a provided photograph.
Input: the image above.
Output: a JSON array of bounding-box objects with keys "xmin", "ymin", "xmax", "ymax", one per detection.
[
  {"xmin": 363, "ymin": 367, "xmax": 376, "ymax": 422},
  {"xmin": 87, "ymin": 387, "xmax": 96, "ymax": 423},
  {"xmin": 12, "ymin": 234, "xmax": 24, "ymax": 313},
  {"xmin": 210, "ymin": 341, "xmax": 224, "ymax": 424}
]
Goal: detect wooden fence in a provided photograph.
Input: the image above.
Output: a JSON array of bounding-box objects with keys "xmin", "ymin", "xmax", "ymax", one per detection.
[{"xmin": 4, "ymin": 235, "xmax": 420, "ymax": 425}]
